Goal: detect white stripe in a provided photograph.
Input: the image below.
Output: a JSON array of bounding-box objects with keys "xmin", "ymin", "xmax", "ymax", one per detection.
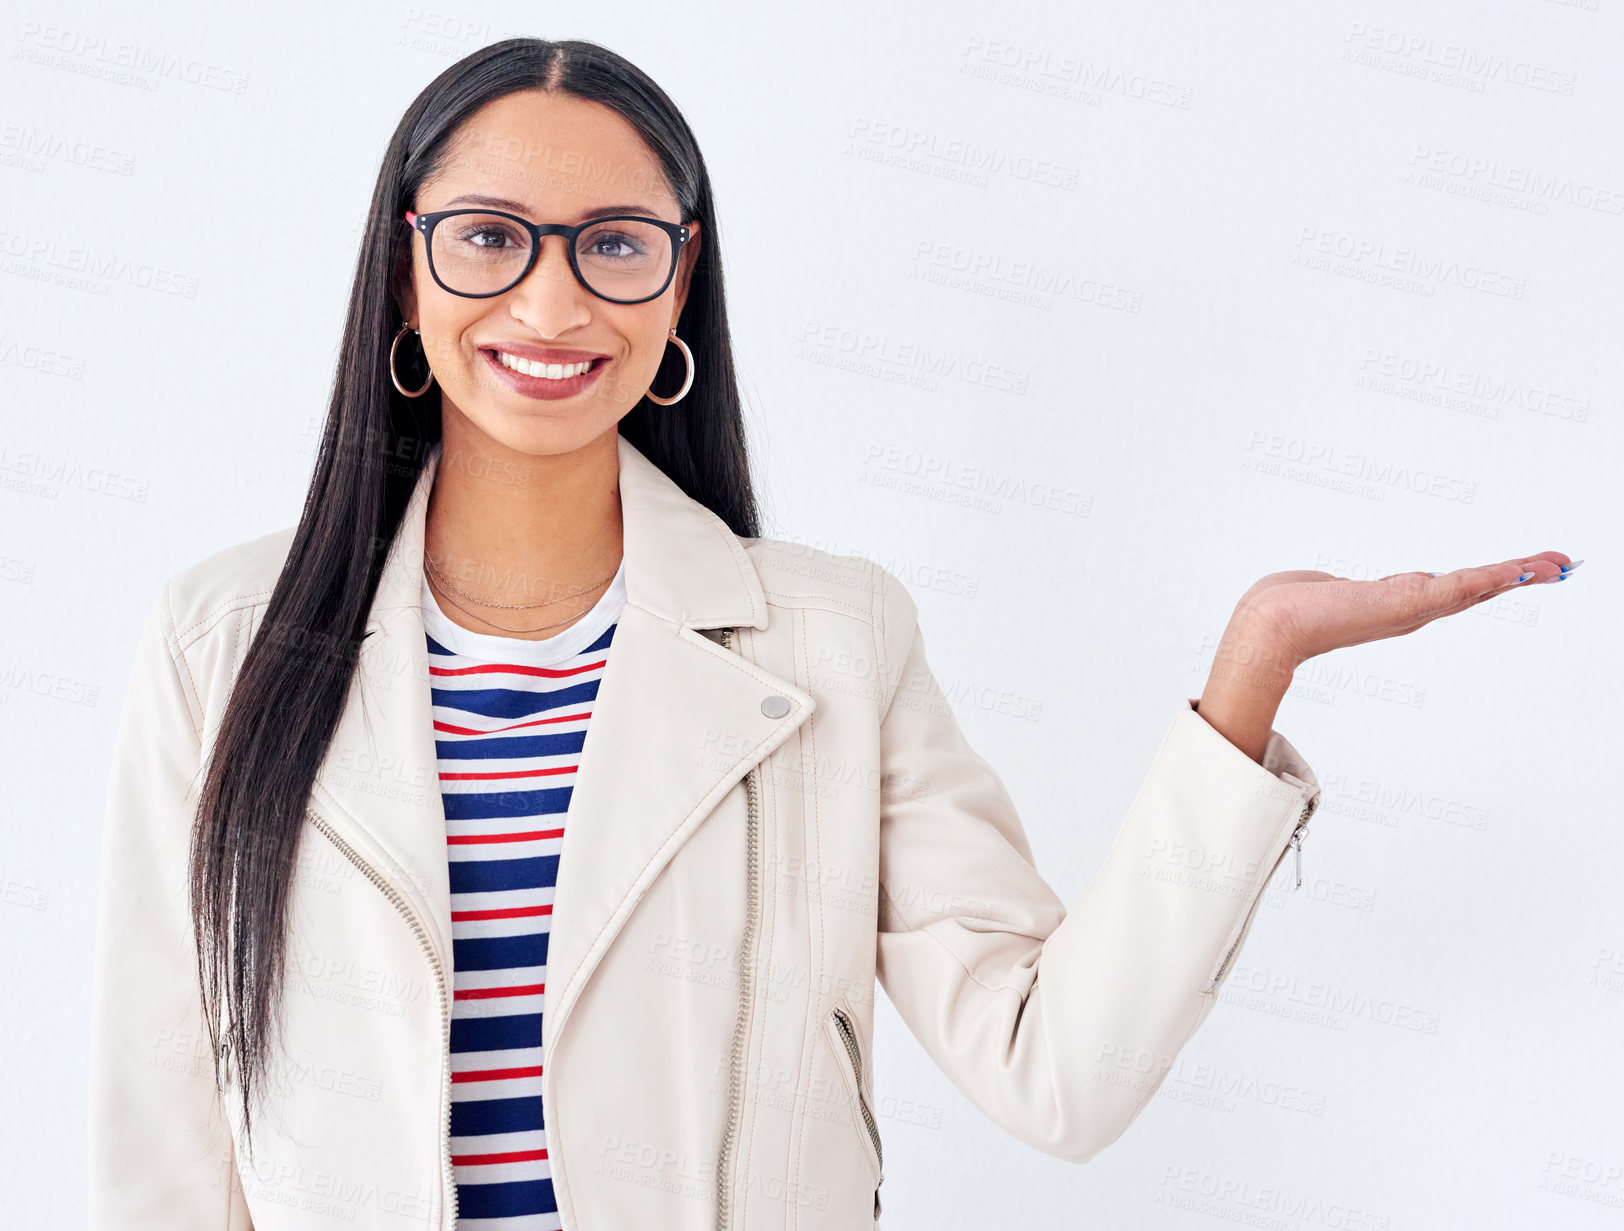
[
  {"xmin": 449, "ymin": 886, "xmax": 556, "ymax": 912},
  {"xmin": 452, "ymin": 991, "xmax": 545, "ymax": 1019}
]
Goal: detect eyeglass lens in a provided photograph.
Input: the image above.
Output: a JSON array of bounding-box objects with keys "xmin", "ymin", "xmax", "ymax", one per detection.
[{"xmin": 429, "ymin": 213, "xmax": 675, "ymax": 300}]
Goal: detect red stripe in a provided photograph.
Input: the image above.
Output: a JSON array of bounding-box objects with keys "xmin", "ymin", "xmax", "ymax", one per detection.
[
  {"xmin": 447, "ymin": 827, "xmax": 566, "ymax": 845},
  {"xmin": 455, "ymin": 983, "xmax": 544, "ymax": 1000},
  {"xmin": 439, "ymin": 764, "xmax": 577, "ymax": 781},
  {"xmin": 430, "ymin": 657, "xmax": 606, "ymax": 679},
  {"xmin": 453, "ymin": 903, "xmax": 554, "ymax": 921},
  {"xmin": 434, "ymin": 708, "xmax": 595, "ymax": 736},
  {"xmin": 452, "ymin": 1147, "xmax": 549, "ymax": 1165},
  {"xmin": 452, "ymin": 1063, "xmax": 544, "ymax": 1083}
]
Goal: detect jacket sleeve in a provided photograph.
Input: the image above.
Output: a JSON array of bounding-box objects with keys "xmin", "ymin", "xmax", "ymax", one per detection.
[
  {"xmin": 871, "ymin": 564, "xmax": 1322, "ymax": 1164},
  {"xmin": 87, "ymin": 579, "xmax": 254, "ymax": 1228}
]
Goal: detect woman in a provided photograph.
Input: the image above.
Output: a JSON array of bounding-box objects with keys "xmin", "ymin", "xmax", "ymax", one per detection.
[{"xmin": 86, "ymin": 36, "xmax": 1575, "ymax": 1231}]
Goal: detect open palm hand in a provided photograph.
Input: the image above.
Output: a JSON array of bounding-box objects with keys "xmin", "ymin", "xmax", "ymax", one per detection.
[{"xmin": 1234, "ymin": 552, "xmax": 1579, "ymax": 672}]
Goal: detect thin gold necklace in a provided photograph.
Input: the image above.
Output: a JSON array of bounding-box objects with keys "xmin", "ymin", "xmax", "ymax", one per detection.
[
  {"xmin": 427, "ymin": 571, "xmax": 612, "ymax": 636},
  {"xmin": 424, "ymin": 550, "xmax": 618, "ymax": 611}
]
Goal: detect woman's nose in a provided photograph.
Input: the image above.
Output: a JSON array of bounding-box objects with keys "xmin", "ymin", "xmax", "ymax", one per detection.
[{"xmin": 505, "ymin": 234, "xmax": 593, "ymax": 328}]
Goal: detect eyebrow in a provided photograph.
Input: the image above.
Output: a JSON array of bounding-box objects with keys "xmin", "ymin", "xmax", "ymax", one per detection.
[{"xmin": 442, "ymin": 193, "xmax": 667, "ymax": 222}]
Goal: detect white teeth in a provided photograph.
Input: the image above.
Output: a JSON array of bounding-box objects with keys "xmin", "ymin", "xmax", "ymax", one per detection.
[{"xmin": 495, "ymin": 351, "xmax": 595, "ymax": 379}]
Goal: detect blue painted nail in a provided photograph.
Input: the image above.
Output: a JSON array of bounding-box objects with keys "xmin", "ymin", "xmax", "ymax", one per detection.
[{"xmin": 1516, "ymin": 572, "xmax": 1534, "ymax": 583}]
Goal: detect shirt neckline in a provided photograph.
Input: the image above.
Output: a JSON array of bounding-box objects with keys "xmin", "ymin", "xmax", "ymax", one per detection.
[{"xmin": 420, "ymin": 560, "xmax": 627, "ymax": 667}]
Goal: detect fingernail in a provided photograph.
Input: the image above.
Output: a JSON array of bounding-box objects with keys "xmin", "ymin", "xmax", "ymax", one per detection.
[
  {"xmin": 1516, "ymin": 572, "xmax": 1534, "ymax": 583},
  {"xmin": 1547, "ymin": 559, "xmax": 1585, "ymax": 583},
  {"xmin": 1425, "ymin": 571, "xmax": 1443, "ymax": 578}
]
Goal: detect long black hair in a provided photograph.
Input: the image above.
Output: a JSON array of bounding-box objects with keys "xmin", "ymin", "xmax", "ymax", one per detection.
[{"xmin": 188, "ymin": 36, "xmax": 759, "ymax": 1162}]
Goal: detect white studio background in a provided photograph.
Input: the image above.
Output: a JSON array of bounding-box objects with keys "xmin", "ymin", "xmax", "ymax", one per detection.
[{"xmin": 3, "ymin": 1, "xmax": 1620, "ymax": 1227}]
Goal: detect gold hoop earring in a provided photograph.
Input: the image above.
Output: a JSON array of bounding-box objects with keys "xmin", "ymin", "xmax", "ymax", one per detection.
[
  {"xmin": 645, "ymin": 327, "xmax": 695, "ymax": 406},
  {"xmin": 390, "ymin": 322, "xmax": 436, "ymax": 398}
]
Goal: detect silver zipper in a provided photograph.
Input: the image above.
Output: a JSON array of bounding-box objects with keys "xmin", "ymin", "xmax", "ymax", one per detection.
[
  {"xmin": 1207, "ymin": 791, "xmax": 1319, "ymax": 992},
  {"xmin": 304, "ymin": 806, "xmax": 458, "ymax": 1228},
  {"xmin": 715, "ymin": 626, "xmax": 762, "ymax": 1231},
  {"xmin": 831, "ymin": 1004, "xmax": 884, "ymax": 1217}
]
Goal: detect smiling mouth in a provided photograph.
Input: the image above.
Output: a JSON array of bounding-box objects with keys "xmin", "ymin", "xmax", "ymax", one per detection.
[{"xmin": 484, "ymin": 350, "xmax": 608, "ymax": 381}]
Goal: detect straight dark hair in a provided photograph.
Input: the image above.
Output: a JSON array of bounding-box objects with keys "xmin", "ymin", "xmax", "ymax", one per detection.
[{"xmin": 188, "ymin": 36, "xmax": 759, "ymax": 1162}]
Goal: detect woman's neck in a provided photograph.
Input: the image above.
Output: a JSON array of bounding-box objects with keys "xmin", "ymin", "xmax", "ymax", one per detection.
[{"xmin": 422, "ymin": 423, "xmax": 625, "ymax": 640}]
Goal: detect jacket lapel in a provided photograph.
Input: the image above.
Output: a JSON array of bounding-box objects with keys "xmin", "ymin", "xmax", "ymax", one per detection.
[{"xmin": 306, "ymin": 433, "xmax": 814, "ymax": 1051}]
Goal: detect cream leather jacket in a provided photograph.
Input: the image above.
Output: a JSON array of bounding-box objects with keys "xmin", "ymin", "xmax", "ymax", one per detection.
[{"xmin": 88, "ymin": 433, "xmax": 1322, "ymax": 1230}]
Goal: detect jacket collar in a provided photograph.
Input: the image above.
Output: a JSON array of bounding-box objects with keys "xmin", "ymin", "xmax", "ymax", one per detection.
[{"xmin": 309, "ymin": 431, "xmax": 812, "ymax": 1057}]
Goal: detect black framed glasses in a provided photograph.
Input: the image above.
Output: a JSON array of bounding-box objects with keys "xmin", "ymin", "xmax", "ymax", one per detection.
[{"xmin": 404, "ymin": 208, "xmax": 692, "ymax": 304}]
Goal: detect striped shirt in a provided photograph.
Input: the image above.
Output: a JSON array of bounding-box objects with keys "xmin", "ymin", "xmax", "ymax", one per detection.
[{"xmin": 420, "ymin": 562, "xmax": 626, "ymax": 1230}]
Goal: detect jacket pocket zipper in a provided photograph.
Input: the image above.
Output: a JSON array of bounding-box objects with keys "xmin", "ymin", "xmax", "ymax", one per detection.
[
  {"xmin": 304, "ymin": 806, "xmax": 458, "ymax": 1228},
  {"xmin": 831, "ymin": 1004, "xmax": 884, "ymax": 1217},
  {"xmin": 715, "ymin": 626, "xmax": 762, "ymax": 1231},
  {"xmin": 1206, "ymin": 791, "xmax": 1320, "ymax": 994}
]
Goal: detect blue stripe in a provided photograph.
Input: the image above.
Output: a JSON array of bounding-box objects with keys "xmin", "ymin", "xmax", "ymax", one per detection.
[
  {"xmin": 441, "ymin": 786, "xmax": 575, "ymax": 822},
  {"xmin": 451, "ymin": 1094, "xmax": 545, "ymax": 1137},
  {"xmin": 452, "ymin": 930, "xmax": 549, "ymax": 972},
  {"xmin": 436, "ymin": 730, "xmax": 588, "ymax": 763},
  {"xmin": 448, "ymin": 854, "xmax": 561, "ymax": 895},
  {"xmin": 457, "ymin": 1178, "xmax": 559, "ymax": 1220},
  {"xmin": 450, "ymin": 1011, "xmax": 541, "ymax": 1054},
  {"xmin": 431, "ymin": 677, "xmax": 603, "ymax": 720}
]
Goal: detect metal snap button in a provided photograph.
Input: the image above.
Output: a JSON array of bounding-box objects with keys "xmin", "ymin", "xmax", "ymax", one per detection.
[{"xmin": 760, "ymin": 694, "xmax": 791, "ymax": 719}]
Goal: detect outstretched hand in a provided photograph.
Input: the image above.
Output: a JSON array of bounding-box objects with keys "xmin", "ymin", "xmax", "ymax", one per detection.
[
  {"xmin": 1196, "ymin": 552, "xmax": 1579, "ymax": 766},
  {"xmin": 1234, "ymin": 551, "xmax": 1580, "ymax": 673}
]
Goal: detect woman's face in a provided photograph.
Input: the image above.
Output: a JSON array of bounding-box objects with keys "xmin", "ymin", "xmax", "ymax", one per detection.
[{"xmin": 396, "ymin": 89, "xmax": 702, "ymax": 458}]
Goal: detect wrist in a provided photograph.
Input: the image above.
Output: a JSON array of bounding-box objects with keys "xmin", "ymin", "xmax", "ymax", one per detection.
[
  {"xmin": 1197, "ymin": 619, "xmax": 1299, "ymax": 765},
  {"xmin": 1210, "ymin": 614, "xmax": 1301, "ymax": 696}
]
